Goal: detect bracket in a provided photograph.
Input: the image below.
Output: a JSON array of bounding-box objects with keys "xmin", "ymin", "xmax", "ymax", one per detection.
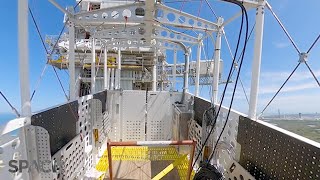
[
  {"xmin": 156, "ymin": 4, "xmax": 219, "ymax": 32},
  {"xmin": 74, "ymin": 2, "xmax": 146, "ymax": 25}
]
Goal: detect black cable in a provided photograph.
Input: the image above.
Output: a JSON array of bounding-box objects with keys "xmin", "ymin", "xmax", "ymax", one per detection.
[
  {"xmin": 307, "ymin": 33, "xmax": 320, "ymax": 53},
  {"xmin": 192, "ymin": 0, "xmax": 245, "ymax": 168},
  {"xmin": 305, "ymin": 62, "xmax": 320, "ymax": 87},
  {"xmin": 208, "ymin": 0, "xmax": 249, "ymax": 162},
  {"xmin": 0, "ymin": 91, "xmax": 20, "ymax": 117},
  {"xmin": 267, "ymin": 3, "xmax": 301, "ymax": 54},
  {"xmin": 29, "ymin": 0, "xmax": 83, "ymax": 101},
  {"xmin": 260, "ymin": 62, "xmax": 301, "ymax": 116}
]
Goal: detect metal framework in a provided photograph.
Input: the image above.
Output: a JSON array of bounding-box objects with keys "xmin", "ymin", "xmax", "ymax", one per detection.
[{"xmin": 3, "ymin": 0, "xmax": 320, "ymax": 180}]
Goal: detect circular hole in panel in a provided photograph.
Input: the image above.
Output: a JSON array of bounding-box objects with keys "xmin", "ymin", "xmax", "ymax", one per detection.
[
  {"xmin": 111, "ymin": 11, "xmax": 119, "ymax": 19},
  {"xmin": 123, "ymin": 9, "xmax": 132, "ymax": 18},
  {"xmin": 167, "ymin": 13, "xmax": 175, "ymax": 22},
  {"xmin": 156, "ymin": 9, "xmax": 164, "ymax": 18},
  {"xmin": 161, "ymin": 31, "xmax": 168, "ymax": 37},
  {"xmin": 189, "ymin": 19, "xmax": 194, "ymax": 25},
  {"xmin": 135, "ymin": 7, "xmax": 145, "ymax": 17},
  {"xmin": 93, "ymin": 14, "xmax": 98, "ymax": 19},
  {"xmin": 102, "ymin": 12, "xmax": 108, "ymax": 19},
  {"xmin": 138, "ymin": 27, "xmax": 146, "ymax": 35},
  {"xmin": 178, "ymin": 16, "xmax": 186, "ymax": 24}
]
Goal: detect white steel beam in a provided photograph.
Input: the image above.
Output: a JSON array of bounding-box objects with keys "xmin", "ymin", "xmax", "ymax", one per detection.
[
  {"xmin": 195, "ymin": 35, "xmax": 203, "ymax": 97},
  {"xmin": 91, "ymin": 38, "xmax": 96, "ymax": 94},
  {"xmin": 172, "ymin": 50, "xmax": 177, "ymax": 91},
  {"xmin": 152, "ymin": 49, "xmax": 158, "ymax": 91},
  {"xmin": 116, "ymin": 49, "xmax": 121, "ymax": 89},
  {"xmin": 213, "ymin": 26, "xmax": 222, "ymax": 104},
  {"xmin": 19, "ymin": 0, "xmax": 31, "ymax": 116},
  {"xmin": 69, "ymin": 21, "xmax": 76, "ymax": 100},
  {"xmin": 248, "ymin": 1, "xmax": 266, "ymax": 120},
  {"xmin": 104, "ymin": 45, "xmax": 108, "ymax": 90},
  {"xmin": 110, "ymin": 69, "xmax": 115, "ymax": 90}
]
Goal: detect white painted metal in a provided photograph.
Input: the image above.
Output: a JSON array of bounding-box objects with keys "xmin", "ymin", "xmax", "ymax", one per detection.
[
  {"xmin": 52, "ymin": 135, "xmax": 85, "ymax": 180},
  {"xmin": 74, "ymin": 2, "xmax": 145, "ymax": 25},
  {"xmin": 0, "ymin": 117, "xmax": 28, "ymax": 135},
  {"xmin": 121, "ymin": 91, "xmax": 146, "ymax": 140},
  {"xmin": 226, "ymin": 161, "xmax": 256, "ymax": 180},
  {"xmin": 146, "ymin": 91, "xmax": 172, "ymax": 141},
  {"xmin": 69, "ymin": 21, "xmax": 76, "ymax": 100},
  {"xmin": 48, "ymin": 0, "xmax": 72, "ymax": 17},
  {"xmin": 172, "ymin": 50, "xmax": 177, "ymax": 91},
  {"xmin": 195, "ymin": 35, "xmax": 203, "ymax": 97},
  {"xmin": 18, "ymin": 1, "xmax": 31, "ymax": 180},
  {"xmin": 210, "ymin": 105, "xmax": 246, "ymax": 173},
  {"xmin": 19, "ymin": 0, "xmax": 31, "ymax": 116},
  {"xmin": 248, "ymin": 1, "xmax": 266, "ymax": 120},
  {"xmin": 188, "ymin": 119, "xmax": 203, "ymax": 166},
  {"xmin": 104, "ymin": 46, "xmax": 108, "ymax": 90},
  {"xmin": 152, "ymin": 49, "xmax": 157, "ymax": 91},
  {"xmin": 110, "ymin": 68, "xmax": 115, "ymax": 90},
  {"xmin": 91, "ymin": 38, "xmax": 96, "ymax": 94},
  {"xmin": 156, "ymin": 4, "xmax": 218, "ymax": 31},
  {"xmin": 116, "ymin": 49, "xmax": 121, "ymax": 89},
  {"xmin": 213, "ymin": 19, "xmax": 223, "ymax": 104}
]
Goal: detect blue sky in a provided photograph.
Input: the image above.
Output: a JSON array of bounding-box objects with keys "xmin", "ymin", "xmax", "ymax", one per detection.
[{"xmin": 0, "ymin": 0, "xmax": 320, "ymax": 117}]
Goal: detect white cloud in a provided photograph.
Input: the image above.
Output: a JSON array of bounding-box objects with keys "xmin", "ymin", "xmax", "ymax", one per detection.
[
  {"xmin": 259, "ymin": 82, "xmax": 319, "ymax": 94},
  {"xmin": 273, "ymin": 41, "xmax": 290, "ymax": 49}
]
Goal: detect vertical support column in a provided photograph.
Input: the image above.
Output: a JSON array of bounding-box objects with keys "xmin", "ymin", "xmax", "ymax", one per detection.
[
  {"xmin": 69, "ymin": 21, "xmax": 76, "ymax": 100},
  {"xmin": 19, "ymin": 0, "xmax": 31, "ymax": 116},
  {"xmin": 104, "ymin": 45, "xmax": 108, "ymax": 90},
  {"xmin": 18, "ymin": 1, "xmax": 31, "ymax": 180},
  {"xmin": 152, "ymin": 48, "xmax": 157, "ymax": 91},
  {"xmin": 248, "ymin": 1, "xmax": 265, "ymax": 120},
  {"xmin": 91, "ymin": 38, "xmax": 96, "ymax": 94},
  {"xmin": 116, "ymin": 48, "xmax": 121, "ymax": 89},
  {"xmin": 110, "ymin": 68, "xmax": 115, "ymax": 90},
  {"xmin": 172, "ymin": 50, "xmax": 177, "ymax": 91},
  {"xmin": 212, "ymin": 28, "xmax": 222, "ymax": 104},
  {"xmin": 183, "ymin": 48, "xmax": 190, "ymax": 95},
  {"xmin": 195, "ymin": 35, "xmax": 203, "ymax": 97}
]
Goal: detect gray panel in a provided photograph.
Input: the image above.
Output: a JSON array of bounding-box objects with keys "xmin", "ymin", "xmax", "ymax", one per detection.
[
  {"xmin": 193, "ymin": 97, "xmax": 211, "ymax": 126},
  {"xmin": 93, "ymin": 90, "xmax": 107, "ymax": 113},
  {"xmin": 31, "ymin": 101, "xmax": 78, "ymax": 155},
  {"xmin": 237, "ymin": 116, "xmax": 320, "ymax": 180}
]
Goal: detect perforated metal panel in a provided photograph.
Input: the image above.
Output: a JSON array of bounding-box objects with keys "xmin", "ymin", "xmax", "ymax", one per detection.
[
  {"xmin": 147, "ymin": 91, "xmax": 172, "ymax": 140},
  {"xmin": 121, "ymin": 91, "xmax": 146, "ymax": 140},
  {"xmin": 52, "ymin": 135, "xmax": 85, "ymax": 180},
  {"xmin": 78, "ymin": 95, "xmax": 93, "ymax": 152},
  {"xmin": 33, "ymin": 126, "xmax": 53, "ymax": 179},
  {"xmin": 107, "ymin": 91, "xmax": 121, "ymax": 141},
  {"xmin": 188, "ymin": 119, "xmax": 203, "ymax": 165},
  {"xmin": 194, "ymin": 96, "xmax": 211, "ymax": 126},
  {"xmin": 93, "ymin": 90, "xmax": 107, "ymax": 113},
  {"xmin": 31, "ymin": 101, "xmax": 78, "ymax": 155},
  {"xmin": 238, "ymin": 116, "xmax": 320, "ymax": 180}
]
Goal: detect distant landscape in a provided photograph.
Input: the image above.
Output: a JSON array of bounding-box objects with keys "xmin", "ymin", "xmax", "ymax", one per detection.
[{"xmin": 262, "ymin": 113, "xmax": 320, "ymax": 143}]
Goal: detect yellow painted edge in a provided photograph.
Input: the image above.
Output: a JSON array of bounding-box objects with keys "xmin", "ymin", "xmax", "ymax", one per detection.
[{"xmin": 151, "ymin": 154, "xmax": 188, "ymax": 180}]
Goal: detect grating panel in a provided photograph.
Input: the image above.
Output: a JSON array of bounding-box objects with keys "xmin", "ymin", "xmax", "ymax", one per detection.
[
  {"xmin": 31, "ymin": 101, "xmax": 78, "ymax": 155},
  {"xmin": 238, "ymin": 116, "xmax": 320, "ymax": 180}
]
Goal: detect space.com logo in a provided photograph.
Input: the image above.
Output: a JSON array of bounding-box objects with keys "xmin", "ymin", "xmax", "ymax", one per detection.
[{"xmin": 7, "ymin": 160, "xmax": 62, "ymax": 173}]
